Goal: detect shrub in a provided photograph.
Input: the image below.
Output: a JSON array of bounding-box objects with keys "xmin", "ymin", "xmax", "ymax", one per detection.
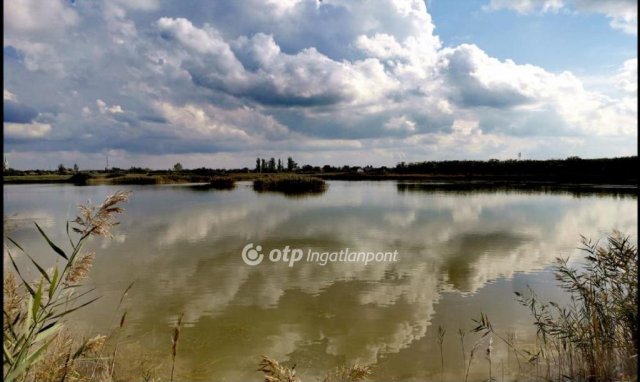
[
  {"xmin": 209, "ymin": 176, "xmax": 235, "ymax": 190},
  {"xmin": 253, "ymin": 175, "xmax": 327, "ymax": 195},
  {"xmin": 68, "ymin": 172, "xmax": 93, "ymax": 185}
]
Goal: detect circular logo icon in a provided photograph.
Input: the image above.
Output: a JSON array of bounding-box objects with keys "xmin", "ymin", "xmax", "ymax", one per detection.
[{"xmin": 241, "ymin": 243, "xmax": 263, "ymax": 266}]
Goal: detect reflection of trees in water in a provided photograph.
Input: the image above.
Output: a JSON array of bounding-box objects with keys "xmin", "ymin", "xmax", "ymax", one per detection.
[{"xmin": 396, "ymin": 181, "xmax": 637, "ymax": 198}]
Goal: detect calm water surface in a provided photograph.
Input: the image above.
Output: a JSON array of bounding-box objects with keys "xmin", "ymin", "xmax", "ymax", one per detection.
[{"xmin": 3, "ymin": 182, "xmax": 637, "ymax": 381}]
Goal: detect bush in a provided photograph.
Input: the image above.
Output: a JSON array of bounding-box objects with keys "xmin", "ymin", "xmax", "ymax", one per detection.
[
  {"xmin": 253, "ymin": 175, "xmax": 327, "ymax": 195},
  {"xmin": 209, "ymin": 176, "xmax": 235, "ymax": 190},
  {"xmin": 69, "ymin": 172, "xmax": 93, "ymax": 185}
]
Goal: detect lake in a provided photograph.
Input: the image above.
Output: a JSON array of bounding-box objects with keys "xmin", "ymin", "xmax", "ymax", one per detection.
[{"xmin": 3, "ymin": 182, "xmax": 637, "ymax": 381}]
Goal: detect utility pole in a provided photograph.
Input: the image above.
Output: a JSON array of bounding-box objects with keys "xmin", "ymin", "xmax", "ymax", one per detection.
[{"xmin": 106, "ymin": 153, "xmax": 109, "ymax": 171}]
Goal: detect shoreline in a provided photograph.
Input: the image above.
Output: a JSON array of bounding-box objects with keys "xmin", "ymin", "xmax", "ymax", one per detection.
[{"xmin": 3, "ymin": 173, "xmax": 636, "ymax": 195}]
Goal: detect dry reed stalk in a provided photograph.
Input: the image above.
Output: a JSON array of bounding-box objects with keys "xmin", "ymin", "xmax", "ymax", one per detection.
[
  {"xmin": 437, "ymin": 325, "xmax": 446, "ymax": 382},
  {"xmin": 73, "ymin": 191, "xmax": 131, "ymax": 238},
  {"xmin": 64, "ymin": 252, "xmax": 95, "ymax": 286},
  {"xmin": 458, "ymin": 328, "xmax": 466, "ymax": 370},
  {"xmin": 170, "ymin": 313, "xmax": 184, "ymax": 382},
  {"xmin": 322, "ymin": 363, "xmax": 373, "ymax": 382},
  {"xmin": 258, "ymin": 356, "xmax": 299, "ymax": 382}
]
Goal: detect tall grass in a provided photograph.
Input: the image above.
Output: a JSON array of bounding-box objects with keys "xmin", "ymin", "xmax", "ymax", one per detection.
[
  {"xmin": 437, "ymin": 325, "xmax": 446, "ymax": 382},
  {"xmin": 253, "ymin": 175, "xmax": 327, "ymax": 195},
  {"xmin": 3, "ymin": 191, "xmax": 131, "ymax": 382},
  {"xmin": 170, "ymin": 313, "xmax": 184, "ymax": 382},
  {"xmin": 472, "ymin": 230, "xmax": 638, "ymax": 381}
]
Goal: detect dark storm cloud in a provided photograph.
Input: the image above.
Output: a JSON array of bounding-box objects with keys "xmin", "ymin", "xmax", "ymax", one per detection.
[{"xmin": 4, "ymin": 100, "xmax": 38, "ymax": 123}]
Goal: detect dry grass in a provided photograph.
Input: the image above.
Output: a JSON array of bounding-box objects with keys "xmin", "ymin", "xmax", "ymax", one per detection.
[
  {"xmin": 64, "ymin": 252, "xmax": 95, "ymax": 286},
  {"xmin": 72, "ymin": 190, "xmax": 131, "ymax": 238},
  {"xmin": 258, "ymin": 356, "xmax": 299, "ymax": 382},
  {"xmin": 3, "ymin": 273, "xmax": 22, "ymax": 321},
  {"xmin": 322, "ymin": 363, "xmax": 373, "ymax": 382},
  {"xmin": 29, "ymin": 330, "xmax": 111, "ymax": 382},
  {"xmin": 256, "ymin": 356, "xmax": 373, "ymax": 382}
]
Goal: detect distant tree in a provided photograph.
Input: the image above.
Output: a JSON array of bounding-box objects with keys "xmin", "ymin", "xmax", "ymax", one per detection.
[
  {"xmin": 73, "ymin": 163, "xmax": 79, "ymax": 173},
  {"xmin": 173, "ymin": 162, "xmax": 183, "ymax": 172},
  {"xmin": 261, "ymin": 159, "xmax": 267, "ymax": 172},
  {"xmin": 57, "ymin": 164, "xmax": 66, "ymax": 174},
  {"xmin": 268, "ymin": 157, "xmax": 276, "ymax": 172},
  {"xmin": 277, "ymin": 158, "xmax": 283, "ymax": 172},
  {"xmin": 287, "ymin": 157, "xmax": 298, "ymax": 171},
  {"xmin": 566, "ymin": 156, "xmax": 582, "ymax": 161},
  {"xmin": 256, "ymin": 157, "xmax": 261, "ymax": 173}
]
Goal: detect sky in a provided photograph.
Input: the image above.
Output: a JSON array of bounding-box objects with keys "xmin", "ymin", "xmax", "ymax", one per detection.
[{"xmin": 3, "ymin": 0, "xmax": 637, "ymax": 170}]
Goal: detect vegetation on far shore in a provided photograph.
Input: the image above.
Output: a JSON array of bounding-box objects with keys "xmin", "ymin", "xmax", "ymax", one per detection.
[
  {"xmin": 3, "ymin": 156, "xmax": 638, "ymax": 186},
  {"xmin": 3, "ymin": 190, "xmax": 637, "ymax": 381},
  {"xmin": 208, "ymin": 176, "xmax": 236, "ymax": 190},
  {"xmin": 253, "ymin": 174, "xmax": 327, "ymax": 195}
]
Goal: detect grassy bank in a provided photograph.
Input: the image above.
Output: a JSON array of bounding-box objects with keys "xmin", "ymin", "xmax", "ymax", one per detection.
[
  {"xmin": 3, "ymin": 174, "xmax": 74, "ymax": 184},
  {"xmin": 5, "ymin": 171, "xmax": 638, "ymax": 190},
  {"xmin": 3, "ymin": 173, "xmax": 214, "ymax": 185}
]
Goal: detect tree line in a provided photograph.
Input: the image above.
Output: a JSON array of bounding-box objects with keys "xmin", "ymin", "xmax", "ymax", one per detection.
[
  {"xmin": 255, "ymin": 157, "xmax": 298, "ymax": 173},
  {"xmin": 4, "ymin": 156, "xmax": 637, "ymax": 185}
]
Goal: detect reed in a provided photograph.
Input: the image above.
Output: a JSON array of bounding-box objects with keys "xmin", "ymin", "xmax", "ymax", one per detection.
[
  {"xmin": 170, "ymin": 313, "xmax": 184, "ymax": 382},
  {"xmin": 257, "ymin": 355, "xmax": 298, "ymax": 382},
  {"xmin": 458, "ymin": 328, "xmax": 466, "ymax": 369},
  {"xmin": 209, "ymin": 175, "xmax": 236, "ymax": 190},
  {"xmin": 471, "ymin": 231, "xmax": 638, "ymax": 381},
  {"xmin": 437, "ymin": 325, "xmax": 446, "ymax": 382},
  {"xmin": 3, "ymin": 191, "xmax": 130, "ymax": 382},
  {"xmin": 322, "ymin": 363, "xmax": 373, "ymax": 382},
  {"xmin": 253, "ymin": 175, "xmax": 327, "ymax": 195}
]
